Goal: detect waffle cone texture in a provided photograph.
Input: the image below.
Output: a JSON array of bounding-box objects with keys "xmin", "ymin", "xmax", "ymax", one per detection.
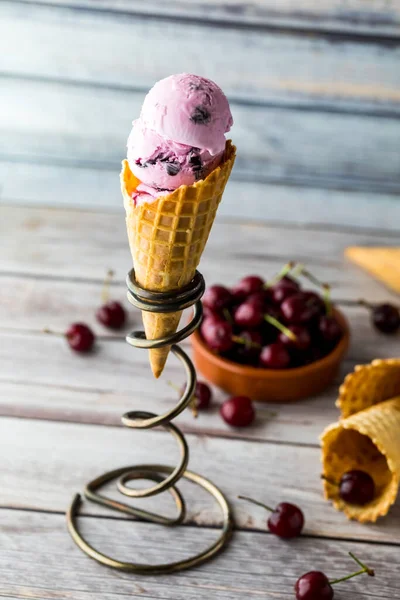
[
  {"xmin": 121, "ymin": 140, "xmax": 236, "ymax": 378},
  {"xmin": 321, "ymin": 359, "xmax": 400, "ymax": 522}
]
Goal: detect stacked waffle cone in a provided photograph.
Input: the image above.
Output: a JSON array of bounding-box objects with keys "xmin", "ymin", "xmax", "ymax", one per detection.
[
  {"xmin": 321, "ymin": 359, "xmax": 400, "ymax": 522},
  {"xmin": 121, "ymin": 141, "xmax": 236, "ymax": 378}
]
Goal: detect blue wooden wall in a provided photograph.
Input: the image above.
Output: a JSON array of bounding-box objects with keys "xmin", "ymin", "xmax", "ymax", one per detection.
[{"xmin": 1, "ymin": 0, "xmax": 399, "ymax": 229}]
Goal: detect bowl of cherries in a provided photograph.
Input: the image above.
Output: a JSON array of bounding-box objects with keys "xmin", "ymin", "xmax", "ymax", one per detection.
[{"xmin": 191, "ymin": 265, "xmax": 350, "ymax": 402}]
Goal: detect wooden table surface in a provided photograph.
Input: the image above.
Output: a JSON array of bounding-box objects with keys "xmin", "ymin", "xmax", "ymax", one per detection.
[{"xmin": 1, "ymin": 204, "xmax": 400, "ymax": 599}]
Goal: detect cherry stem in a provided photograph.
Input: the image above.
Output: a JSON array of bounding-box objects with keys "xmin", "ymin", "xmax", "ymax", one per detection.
[
  {"xmin": 43, "ymin": 328, "xmax": 65, "ymax": 338},
  {"xmin": 264, "ymin": 314, "xmax": 297, "ymax": 341},
  {"xmin": 323, "ymin": 284, "xmax": 332, "ymax": 316},
  {"xmin": 101, "ymin": 269, "xmax": 115, "ymax": 304},
  {"xmin": 329, "ymin": 552, "xmax": 375, "ymax": 585},
  {"xmin": 264, "ymin": 261, "xmax": 296, "ymax": 288},
  {"xmin": 321, "ymin": 474, "xmax": 338, "ymax": 487},
  {"xmin": 232, "ymin": 335, "xmax": 261, "ymax": 349},
  {"xmin": 357, "ymin": 298, "xmax": 374, "ymax": 310},
  {"xmin": 238, "ymin": 495, "xmax": 274, "ymax": 513},
  {"xmin": 167, "ymin": 380, "xmax": 198, "ymax": 418},
  {"xmin": 296, "ymin": 265, "xmax": 328, "ymax": 290},
  {"xmin": 223, "ymin": 308, "xmax": 233, "ymax": 324}
]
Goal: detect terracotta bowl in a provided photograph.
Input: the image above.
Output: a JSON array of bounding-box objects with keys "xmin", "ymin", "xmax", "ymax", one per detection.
[{"xmin": 191, "ymin": 309, "xmax": 350, "ymax": 402}]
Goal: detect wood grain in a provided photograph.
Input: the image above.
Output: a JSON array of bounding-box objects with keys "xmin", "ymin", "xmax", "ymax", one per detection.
[
  {"xmin": 1, "ymin": 206, "xmax": 399, "ymax": 302},
  {"xmin": 1, "ymin": 417, "xmax": 400, "ymax": 543},
  {"xmin": 2, "ymin": 2, "xmax": 400, "ymax": 112},
  {"xmin": 4, "ymin": 160, "xmax": 400, "ymax": 230},
  {"xmin": 0, "ymin": 300, "xmax": 399, "ymax": 445},
  {"xmin": 1, "ymin": 509, "xmax": 399, "ymax": 599},
  {"xmin": 3, "ymin": 78, "xmax": 400, "ymax": 196},
  {"xmin": 10, "ymin": 0, "xmax": 400, "ymax": 36}
]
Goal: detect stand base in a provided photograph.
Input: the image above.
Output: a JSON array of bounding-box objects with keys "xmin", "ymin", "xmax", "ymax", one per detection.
[{"xmin": 67, "ymin": 465, "xmax": 234, "ymax": 575}]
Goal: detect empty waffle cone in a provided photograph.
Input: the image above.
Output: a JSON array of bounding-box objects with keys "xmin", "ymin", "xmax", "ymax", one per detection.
[
  {"xmin": 321, "ymin": 397, "xmax": 400, "ymax": 522},
  {"xmin": 121, "ymin": 141, "xmax": 236, "ymax": 378},
  {"xmin": 337, "ymin": 358, "xmax": 400, "ymax": 418},
  {"xmin": 345, "ymin": 247, "xmax": 400, "ymax": 294}
]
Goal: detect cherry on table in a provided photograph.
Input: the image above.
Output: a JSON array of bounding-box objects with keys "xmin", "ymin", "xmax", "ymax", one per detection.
[
  {"xmin": 232, "ymin": 275, "xmax": 265, "ymax": 302},
  {"xmin": 259, "ymin": 342, "xmax": 290, "ymax": 369},
  {"xmin": 66, "ymin": 323, "xmax": 95, "ymax": 353},
  {"xmin": 96, "ymin": 301, "xmax": 126, "ymax": 330},
  {"xmin": 220, "ymin": 396, "xmax": 255, "ymax": 427},
  {"xmin": 193, "ymin": 381, "xmax": 212, "ymax": 410},
  {"xmin": 371, "ymin": 303, "xmax": 400, "ymax": 334},
  {"xmin": 295, "ymin": 571, "xmax": 333, "ymax": 600},
  {"xmin": 202, "ymin": 285, "xmax": 232, "ymax": 313},
  {"xmin": 201, "ymin": 317, "xmax": 233, "ymax": 352},
  {"xmin": 295, "ymin": 552, "xmax": 375, "ymax": 600},
  {"xmin": 238, "ymin": 496, "xmax": 304, "ymax": 538},
  {"xmin": 339, "ymin": 470, "xmax": 375, "ymax": 505}
]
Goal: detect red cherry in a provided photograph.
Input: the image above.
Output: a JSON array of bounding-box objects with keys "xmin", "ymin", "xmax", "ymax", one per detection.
[
  {"xmin": 268, "ymin": 502, "xmax": 304, "ymax": 538},
  {"xmin": 295, "ymin": 553, "xmax": 374, "ymax": 600},
  {"xmin": 201, "ymin": 317, "xmax": 233, "ymax": 352},
  {"xmin": 281, "ymin": 293, "xmax": 316, "ymax": 324},
  {"xmin": 319, "ymin": 315, "xmax": 341, "ymax": 344},
  {"xmin": 278, "ymin": 324, "xmax": 311, "ymax": 351},
  {"xmin": 295, "ymin": 572, "xmax": 333, "ymax": 600},
  {"xmin": 234, "ymin": 302, "xmax": 264, "ymax": 329},
  {"xmin": 232, "ymin": 275, "xmax": 265, "ymax": 302},
  {"xmin": 259, "ymin": 342, "xmax": 290, "ymax": 369},
  {"xmin": 234, "ymin": 330, "xmax": 262, "ymax": 365},
  {"xmin": 202, "ymin": 285, "xmax": 232, "ymax": 313},
  {"xmin": 302, "ymin": 290, "xmax": 325, "ymax": 315},
  {"xmin": 247, "ymin": 290, "xmax": 271, "ymax": 309},
  {"xmin": 193, "ymin": 381, "xmax": 212, "ymax": 410},
  {"xmin": 96, "ymin": 301, "xmax": 126, "ymax": 330},
  {"xmin": 238, "ymin": 496, "xmax": 304, "ymax": 538},
  {"xmin": 270, "ymin": 275, "xmax": 299, "ymax": 304},
  {"xmin": 220, "ymin": 396, "xmax": 255, "ymax": 427},
  {"xmin": 66, "ymin": 323, "xmax": 95, "ymax": 353},
  {"xmin": 372, "ymin": 303, "xmax": 400, "ymax": 334},
  {"xmin": 339, "ymin": 470, "xmax": 375, "ymax": 505}
]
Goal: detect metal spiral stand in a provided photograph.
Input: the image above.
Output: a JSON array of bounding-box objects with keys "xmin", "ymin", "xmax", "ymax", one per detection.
[{"xmin": 67, "ymin": 268, "xmax": 234, "ymax": 574}]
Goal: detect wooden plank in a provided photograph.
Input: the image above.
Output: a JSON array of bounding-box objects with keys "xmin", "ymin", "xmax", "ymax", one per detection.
[
  {"xmin": 2, "ymin": 3, "xmax": 400, "ymax": 113},
  {"xmin": 3, "ymin": 160, "xmax": 400, "ymax": 231},
  {"xmin": 1, "ymin": 206, "xmax": 399, "ymax": 302},
  {"xmin": 2, "ymin": 78, "xmax": 400, "ymax": 196},
  {"xmin": 0, "ymin": 1, "xmax": 400, "ymax": 112},
  {"xmin": 1, "ymin": 510, "xmax": 399, "ymax": 600},
  {"xmin": 15, "ymin": 0, "xmax": 400, "ymax": 36},
  {"xmin": 0, "ymin": 296, "xmax": 399, "ymax": 445},
  {"xmin": 1, "ymin": 418, "xmax": 400, "ymax": 543}
]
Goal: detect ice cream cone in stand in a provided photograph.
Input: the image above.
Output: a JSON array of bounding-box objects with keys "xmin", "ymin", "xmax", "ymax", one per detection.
[
  {"xmin": 321, "ymin": 359, "xmax": 400, "ymax": 522},
  {"xmin": 120, "ymin": 73, "xmax": 235, "ymax": 378},
  {"xmin": 121, "ymin": 141, "xmax": 236, "ymax": 378}
]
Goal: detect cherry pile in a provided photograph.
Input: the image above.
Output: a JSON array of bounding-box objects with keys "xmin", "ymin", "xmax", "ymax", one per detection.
[{"xmin": 200, "ymin": 266, "xmax": 342, "ymax": 369}]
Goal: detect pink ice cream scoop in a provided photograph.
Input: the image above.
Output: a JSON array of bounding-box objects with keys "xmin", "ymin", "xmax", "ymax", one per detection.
[{"xmin": 127, "ymin": 73, "xmax": 233, "ymax": 204}]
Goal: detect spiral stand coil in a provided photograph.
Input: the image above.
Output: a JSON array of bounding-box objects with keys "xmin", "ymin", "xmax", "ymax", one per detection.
[{"xmin": 67, "ymin": 268, "xmax": 234, "ymax": 574}]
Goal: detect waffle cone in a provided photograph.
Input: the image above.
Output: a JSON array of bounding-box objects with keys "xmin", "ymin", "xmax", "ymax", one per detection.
[
  {"xmin": 121, "ymin": 141, "xmax": 236, "ymax": 378},
  {"xmin": 345, "ymin": 247, "xmax": 400, "ymax": 294},
  {"xmin": 337, "ymin": 358, "xmax": 400, "ymax": 418},
  {"xmin": 321, "ymin": 397, "xmax": 400, "ymax": 522}
]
